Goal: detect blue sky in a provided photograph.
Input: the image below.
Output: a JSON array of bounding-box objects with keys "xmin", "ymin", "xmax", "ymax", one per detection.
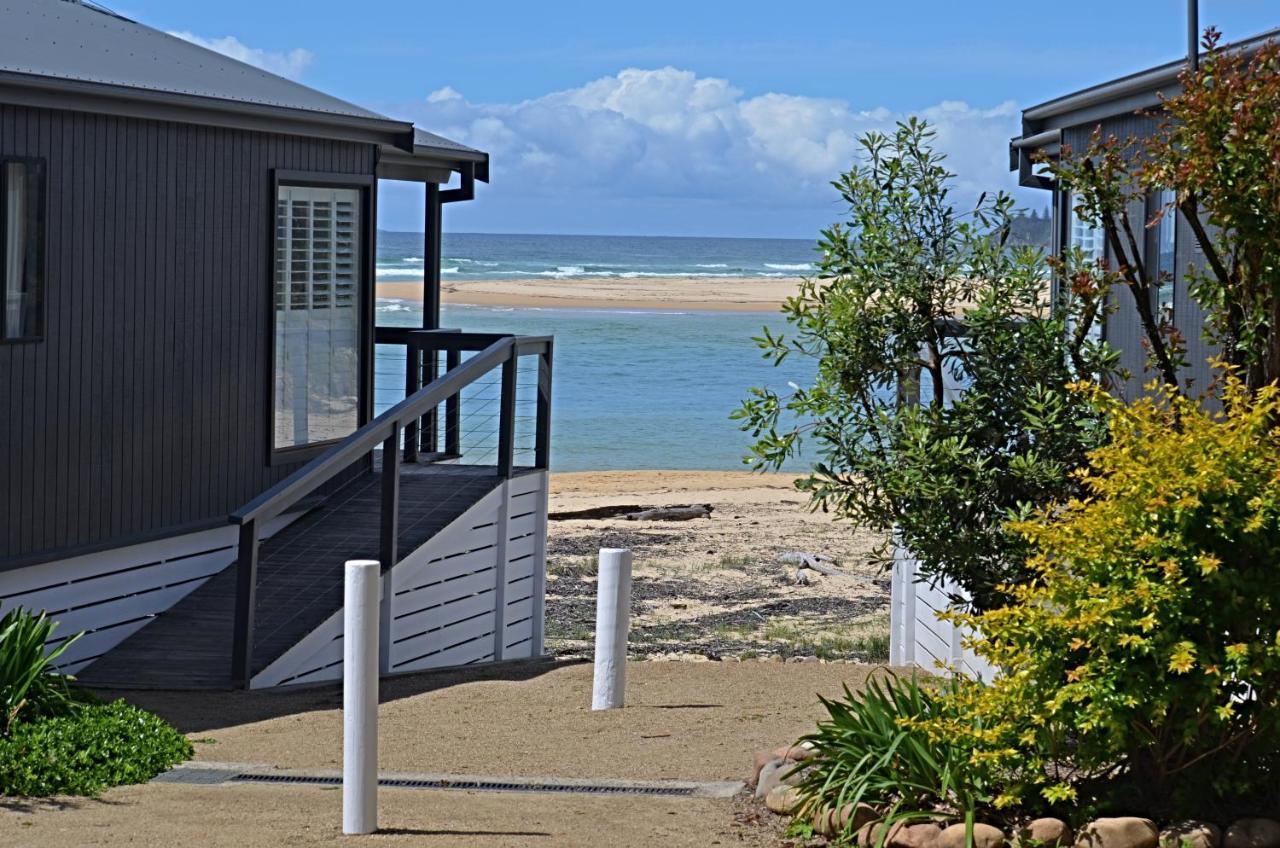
[{"xmin": 124, "ymin": 1, "xmax": 1276, "ymax": 238}]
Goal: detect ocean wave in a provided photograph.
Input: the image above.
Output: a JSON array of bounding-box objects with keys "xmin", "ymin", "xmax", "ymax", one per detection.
[
  {"xmin": 763, "ymin": 263, "xmax": 811, "ymax": 271},
  {"xmin": 375, "ymin": 268, "xmax": 422, "ymax": 279},
  {"xmin": 695, "ymin": 263, "xmax": 729, "ymax": 268},
  {"xmin": 404, "ymin": 256, "xmax": 423, "ymax": 263},
  {"xmin": 443, "ymin": 267, "xmax": 460, "ymax": 274}
]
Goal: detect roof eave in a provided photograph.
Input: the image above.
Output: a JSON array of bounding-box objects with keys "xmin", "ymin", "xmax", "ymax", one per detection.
[{"xmin": 0, "ymin": 70, "xmax": 416, "ymax": 150}]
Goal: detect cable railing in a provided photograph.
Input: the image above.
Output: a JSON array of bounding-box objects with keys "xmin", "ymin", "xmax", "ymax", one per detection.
[{"xmin": 227, "ymin": 328, "xmax": 553, "ymax": 687}]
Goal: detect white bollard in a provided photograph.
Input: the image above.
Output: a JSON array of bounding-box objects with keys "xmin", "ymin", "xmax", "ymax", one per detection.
[
  {"xmin": 591, "ymin": 548, "xmax": 633, "ymax": 710},
  {"xmin": 343, "ymin": 560, "xmax": 380, "ymax": 835}
]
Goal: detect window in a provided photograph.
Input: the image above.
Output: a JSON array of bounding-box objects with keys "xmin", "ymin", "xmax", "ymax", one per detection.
[
  {"xmin": 272, "ymin": 183, "xmax": 363, "ymax": 452},
  {"xmin": 1, "ymin": 159, "xmax": 45, "ymax": 341},
  {"xmin": 1066, "ymin": 191, "xmax": 1105, "ymax": 343},
  {"xmin": 1152, "ymin": 188, "xmax": 1177, "ymax": 325}
]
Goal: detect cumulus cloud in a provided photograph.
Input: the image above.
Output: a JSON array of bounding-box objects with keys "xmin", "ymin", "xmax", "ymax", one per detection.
[
  {"xmin": 168, "ymin": 31, "xmax": 314, "ymax": 81},
  {"xmin": 393, "ymin": 68, "xmax": 1028, "ymax": 235}
]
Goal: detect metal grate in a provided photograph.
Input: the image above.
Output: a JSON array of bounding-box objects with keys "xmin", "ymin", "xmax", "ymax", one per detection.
[{"xmin": 228, "ymin": 772, "xmax": 696, "ymax": 797}]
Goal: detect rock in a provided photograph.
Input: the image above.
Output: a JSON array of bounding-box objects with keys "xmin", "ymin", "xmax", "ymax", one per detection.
[
  {"xmin": 1018, "ymin": 818, "xmax": 1072, "ymax": 848},
  {"xmin": 1076, "ymin": 818, "xmax": 1158, "ymax": 848},
  {"xmin": 1161, "ymin": 822, "xmax": 1221, "ymax": 848},
  {"xmin": 772, "ymin": 743, "xmax": 815, "ymax": 762},
  {"xmin": 813, "ymin": 803, "xmax": 879, "ymax": 839},
  {"xmin": 750, "ymin": 751, "xmax": 777, "ymax": 785},
  {"xmin": 765, "ymin": 785, "xmax": 801, "ymax": 815},
  {"xmin": 792, "ymin": 568, "xmax": 812, "ymax": 586},
  {"xmin": 860, "ymin": 821, "xmax": 943, "ymax": 848},
  {"xmin": 938, "ymin": 823, "xmax": 1005, "ymax": 848},
  {"xmin": 754, "ymin": 759, "xmax": 799, "ymax": 799},
  {"xmin": 1224, "ymin": 820, "xmax": 1280, "ymax": 848}
]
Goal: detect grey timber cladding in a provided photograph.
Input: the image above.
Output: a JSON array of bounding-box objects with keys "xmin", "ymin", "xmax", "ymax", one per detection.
[
  {"xmin": 0, "ymin": 103, "xmax": 377, "ymax": 562},
  {"xmin": 1063, "ymin": 112, "xmax": 1218, "ymax": 400}
]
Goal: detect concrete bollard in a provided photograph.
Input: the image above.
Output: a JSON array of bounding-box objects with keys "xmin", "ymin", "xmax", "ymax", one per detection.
[
  {"xmin": 343, "ymin": 560, "xmax": 380, "ymax": 835},
  {"xmin": 591, "ymin": 548, "xmax": 633, "ymax": 710}
]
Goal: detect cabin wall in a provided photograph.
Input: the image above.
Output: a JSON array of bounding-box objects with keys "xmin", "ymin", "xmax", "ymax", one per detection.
[
  {"xmin": 1060, "ymin": 112, "xmax": 1218, "ymax": 398},
  {"xmin": 0, "ymin": 103, "xmax": 377, "ymax": 563}
]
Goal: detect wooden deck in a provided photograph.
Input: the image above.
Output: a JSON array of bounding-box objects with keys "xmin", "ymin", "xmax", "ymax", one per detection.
[{"xmin": 78, "ymin": 464, "xmax": 504, "ymax": 690}]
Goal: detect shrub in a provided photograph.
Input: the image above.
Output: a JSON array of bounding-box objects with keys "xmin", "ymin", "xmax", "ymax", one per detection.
[
  {"xmin": 793, "ymin": 671, "xmax": 994, "ymax": 841},
  {"xmin": 932, "ymin": 375, "xmax": 1280, "ymax": 817},
  {"xmin": 0, "ymin": 699, "xmax": 193, "ymax": 796},
  {"xmin": 0, "ymin": 607, "xmax": 81, "ymax": 732}
]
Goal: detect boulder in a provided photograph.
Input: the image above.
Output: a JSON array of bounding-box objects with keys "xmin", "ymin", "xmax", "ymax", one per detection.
[
  {"xmin": 937, "ymin": 823, "xmax": 1005, "ymax": 848},
  {"xmin": 750, "ymin": 751, "xmax": 778, "ymax": 786},
  {"xmin": 754, "ymin": 759, "xmax": 800, "ymax": 799},
  {"xmin": 1161, "ymin": 822, "xmax": 1221, "ymax": 848},
  {"xmin": 772, "ymin": 743, "xmax": 815, "ymax": 762},
  {"xmin": 859, "ymin": 820, "xmax": 943, "ymax": 848},
  {"xmin": 813, "ymin": 803, "xmax": 880, "ymax": 839},
  {"xmin": 1076, "ymin": 818, "xmax": 1158, "ymax": 848},
  {"xmin": 1017, "ymin": 818, "xmax": 1072, "ymax": 848},
  {"xmin": 765, "ymin": 785, "xmax": 802, "ymax": 815},
  {"xmin": 1224, "ymin": 819, "xmax": 1280, "ymax": 848}
]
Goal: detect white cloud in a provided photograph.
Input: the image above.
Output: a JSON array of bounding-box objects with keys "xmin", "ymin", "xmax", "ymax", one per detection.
[
  {"xmin": 168, "ymin": 31, "xmax": 314, "ymax": 81},
  {"xmin": 388, "ymin": 67, "xmax": 1028, "ymax": 235}
]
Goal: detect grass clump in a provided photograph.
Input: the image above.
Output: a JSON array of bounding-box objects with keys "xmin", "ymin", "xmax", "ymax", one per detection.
[
  {"xmin": 0, "ymin": 608, "xmax": 80, "ymax": 731},
  {"xmin": 0, "ymin": 699, "xmax": 193, "ymax": 796}
]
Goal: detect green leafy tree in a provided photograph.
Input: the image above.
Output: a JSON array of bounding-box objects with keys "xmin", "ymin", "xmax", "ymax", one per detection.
[{"xmin": 735, "ymin": 119, "xmax": 1114, "ymax": 610}]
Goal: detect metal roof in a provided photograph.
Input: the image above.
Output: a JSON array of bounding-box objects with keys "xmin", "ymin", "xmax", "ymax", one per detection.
[{"xmin": 0, "ymin": 0, "xmax": 488, "ymax": 176}]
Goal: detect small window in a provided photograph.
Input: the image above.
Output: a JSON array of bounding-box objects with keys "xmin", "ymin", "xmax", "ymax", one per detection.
[
  {"xmin": 1, "ymin": 159, "xmax": 45, "ymax": 342},
  {"xmin": 1066, "ymin": 191, "xmax": 1105, "ymax": 344},
  {"xmin": 1152, "ymin": 189, "xmax": 1177, "ymax": 325}
]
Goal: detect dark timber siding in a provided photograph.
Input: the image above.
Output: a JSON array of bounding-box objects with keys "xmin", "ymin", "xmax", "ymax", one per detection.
[
  {"xmin": 1061, "ymin": 112, "xmax": 1218, "ymax": 400},
  {"xmin": 0, "ymin": 103, "xmax": 377, "ymax": 563}
]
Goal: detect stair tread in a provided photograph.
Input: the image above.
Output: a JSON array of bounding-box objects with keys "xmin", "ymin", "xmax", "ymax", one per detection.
[{"xmin": 77, "ymin": 465, "xmax": 505, "ymax": 690}]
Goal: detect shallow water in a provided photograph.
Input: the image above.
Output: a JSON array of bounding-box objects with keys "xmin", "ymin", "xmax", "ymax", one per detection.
[{"xmin": 375, "ymin": 302, "xmax": 817, "ymax": 472}]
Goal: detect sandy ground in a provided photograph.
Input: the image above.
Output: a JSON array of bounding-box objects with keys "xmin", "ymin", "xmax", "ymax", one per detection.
[
  {"xmin": 377, "ymin": 275, "xmax": 804, "ymax": 312},
  {"xmin": 3, "ymin": 661, "xmax": 877, "ymax": 847},
  {"xmin": 546, "ymin": 471, "xmax": 890, "ymax": 662}
]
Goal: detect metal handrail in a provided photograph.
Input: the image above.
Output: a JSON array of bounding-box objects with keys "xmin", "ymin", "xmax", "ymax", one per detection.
[{"xmin": 228, "ymin": 329, "xmax": 554, "ymax": 687}]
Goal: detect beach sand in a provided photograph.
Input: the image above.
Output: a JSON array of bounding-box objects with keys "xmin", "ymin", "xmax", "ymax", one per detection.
[{"xmin": 377, "ymin": 275, "xmax": 805, "ymax": 313}]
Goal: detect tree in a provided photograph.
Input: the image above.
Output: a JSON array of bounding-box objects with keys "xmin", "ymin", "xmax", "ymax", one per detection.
[
  {"xmin": 735, "ymin": 119, "xmax": 1114, "ymax": 610},
  {"xmin": 1051, "ymin": 29, "xmax": 1280, "ymax": 394}
]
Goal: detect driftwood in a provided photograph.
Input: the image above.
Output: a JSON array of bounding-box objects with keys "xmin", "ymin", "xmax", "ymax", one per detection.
[
  {"xmin": 624, "ymin": 504, "xmax": 713, "ymax": 522},
  {"xmin": 777, "ymin": 551, "xmax": 847, "ymax": 577},
  {"xmin": 548, "ymin": 503, "xmax": 714, "ymax": 522}
]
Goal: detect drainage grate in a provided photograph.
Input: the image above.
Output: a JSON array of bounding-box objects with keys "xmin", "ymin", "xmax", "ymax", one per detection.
[{"xmin": 228, "ymin": 773, "xmax": 697, "ymax": 797}]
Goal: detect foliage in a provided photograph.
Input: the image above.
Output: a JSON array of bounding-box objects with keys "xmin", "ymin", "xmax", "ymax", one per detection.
[
  {"xmin": 735, "ymin": 119, "xmax": 1114, "ymax": 609},
  {"xmin": 792, "ymin": 671, "xmax": 995, "ymax": 842},
  {"xmin": 928, "ymin": 374, "xmax": 1280, "ymax": 817},
  {"xmin": 0, "ymin": 699, "xmax": 193, "ymax": 797},
  {"xmin": 1050, "ymin": 29, "xmax": 1280, "ymax": 394},
  {"xmin": 0, "ymin": 607, "xmax": 81, "ymax": 733}
]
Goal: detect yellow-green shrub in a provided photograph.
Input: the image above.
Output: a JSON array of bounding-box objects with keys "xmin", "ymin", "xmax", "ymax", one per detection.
[{"xmin": 928, "ymin": 376, "xmax": 1280, "ymax": 816}]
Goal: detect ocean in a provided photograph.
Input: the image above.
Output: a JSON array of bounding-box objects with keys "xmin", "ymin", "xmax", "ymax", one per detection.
[
  {"xmin": 373, "ymin": 232, "xmax": 819, "ymax": 473},
  {"xmin": 375, "ymin": 230, "xmax": 818, "ymax": 282}
]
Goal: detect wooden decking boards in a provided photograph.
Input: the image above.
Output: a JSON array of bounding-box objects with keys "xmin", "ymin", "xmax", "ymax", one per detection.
[{"xmin": 77, "ymin": 464, "xmax": 503, "ymax": 690}]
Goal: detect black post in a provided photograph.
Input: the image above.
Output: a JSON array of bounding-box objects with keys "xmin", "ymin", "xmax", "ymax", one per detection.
[
  {"xmin": 1188, "ymin": 0, "xmax": 1199, "ymax": 73},
  {"xmin": 497, "ymin": 352, "xmax": 517, "ymax": 477},
  {"xmin": 380, "ymin": 423, "xmax": 401, "ymax": 571},
  {"xmin": 230, "ymin": 520, "xmax": 259, "ymax": 687},
  {"xmin": 445, "ymin": 348, "xmax": 461, "ymax": 456},
  {"xmin": 424, "ymin": 184, "xmax": 442, "ymax": 332},
  {"xmin": 535, "ymin": 342, "xmax": 554, "ymax": 470},
  {"xmin": 404, "ymin": 341, "xmax": 420, "ymax": 463}
]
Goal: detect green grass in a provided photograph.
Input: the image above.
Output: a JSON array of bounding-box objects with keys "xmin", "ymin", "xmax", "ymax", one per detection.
[
  {"xmin": 760, "ymin": 615, "xmax": 891, "ymax": 662},
  {"xmin": 547, "ymin": 556, "xmax": 598, "ymax": 578},
  {"xmin": 714, "ymin": 553, "xmax": 757, "ymax": 570}
]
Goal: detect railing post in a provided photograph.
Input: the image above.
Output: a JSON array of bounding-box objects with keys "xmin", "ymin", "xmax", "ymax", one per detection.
[
  {"xmin": 497, "ymin": 350, "xmax": 517, "ymax": 477},
  {"xmin": 403, "ymin": 342, "xmax": 420, "ymax": 464},
  {"xmin": 230, "ymin": 519, "xmax": 259, "ymax": 688},
  {"xmin": 445, "ymin": 348, "xmax": 461, "ymax": 457},
  {"xmin": 535, "ymin": 341, "xmax": 554, "ymax": 470},
  {"xmin": 380, "ymin": 423, "xmax": 401, "ymax": 572}
]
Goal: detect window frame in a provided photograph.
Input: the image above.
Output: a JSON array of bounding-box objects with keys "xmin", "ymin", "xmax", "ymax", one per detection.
[
  {"xmin": 266, "ymin": 169, "xmax": 376, "ymax": 467},
  {"xmin": 1148, "ymin": 188, "xmax": 1178, "ymax": 327},
  {"xmin": 0, "ymin": 156, "xmax": 48, "ymax": 345}
]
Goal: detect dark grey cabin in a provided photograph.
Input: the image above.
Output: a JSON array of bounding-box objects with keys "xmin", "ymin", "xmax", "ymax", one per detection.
[
  {"xmin": 0, "ymin": 0, "xmax": 552, "ymax": 689},
  {"xmin": 1009, "ymin": 26, "xmax": 1279, "ymax": 399}
]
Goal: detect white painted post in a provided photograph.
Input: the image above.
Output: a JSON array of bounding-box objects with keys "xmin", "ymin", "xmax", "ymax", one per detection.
[
  {"xmin": 591, "ymin": 548, "xmax": 632, "ymax": 711},
  {"xmin": 343, "ymin": 560, "xmax": 380, "ymax": 836}
]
